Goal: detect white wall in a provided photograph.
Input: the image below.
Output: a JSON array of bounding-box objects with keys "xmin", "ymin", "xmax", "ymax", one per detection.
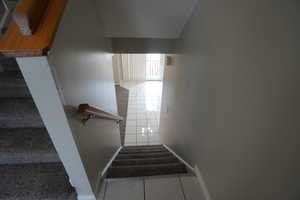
[
  {"xmin": 97, "ymin": 0, "xmax": 198, "ymax": 38},
  {"xmin": 48, "ymin": 0, "xmax": 120, "ymax": 195},
  {"xmin": 160, "ymin": 1, "xmax": 300, "ymax": 200}
]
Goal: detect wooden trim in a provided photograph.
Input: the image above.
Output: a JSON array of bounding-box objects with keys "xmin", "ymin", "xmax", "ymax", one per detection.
[
  {"xmin": 0, "ymin": 0, "xmax": 67, "ymax": 58},
  {"xmin": 78, "ymin": 104, "xmax": 123, "ymax": 122}
]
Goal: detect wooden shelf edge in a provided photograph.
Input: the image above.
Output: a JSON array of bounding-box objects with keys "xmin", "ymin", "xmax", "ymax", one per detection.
[{"xmin": 0, "ymin": 0, "xmax": 67, "ymax": 58}]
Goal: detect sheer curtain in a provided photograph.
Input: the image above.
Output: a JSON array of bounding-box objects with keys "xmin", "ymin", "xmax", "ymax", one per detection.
[
  {"xmin": 121, "ymin": 54, "xmax": 146, "ymax": 81},
  {"xmin": 113, "ymin": 54, "xmax": 164, "ymax": 81}
]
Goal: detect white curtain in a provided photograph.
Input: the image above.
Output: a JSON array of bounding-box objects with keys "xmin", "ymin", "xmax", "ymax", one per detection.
[
  {"xmin": 121, "ymin": 54, "xmax": 146, "ymax": 81},
  {"xmin": 112, "ymin": 54, "xmax": 164, "ymax": 81}
]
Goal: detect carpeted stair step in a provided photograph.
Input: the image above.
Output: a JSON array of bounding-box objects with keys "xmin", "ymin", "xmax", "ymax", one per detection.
[
  {"xmin": 0, "ymin": 71, "xmax": 31, "ymax": 98},
  {"xmin": 0, "ymin": 128, "xmax": 60, "ymax": 164},
  {"xmin": 106, "ymin": 163, "xmax": 187, "ymax": 178},
  {"xmin": 0, "ymin": 97, "xmax": 44, "ymax": 128},
  {"xmin": 0, "ymin": 162, "xmax": 76, "ymax": 200},
  {"xmin": 119, "ymin": 148, "xmax": 168, "ymax": 154},
  {"xmin": 122, "ymin": 145, "xmax": 166, "ymax": 151},
  {"xmin": 112, "ymin": 156, "xmax": 179, "ymax": 166},
  {"xmin": 0, "ymin": 58, "xmax": 19, "ymax": 72},
  {"xmin": 116, "ymin": 152, "xmax": 173, "ymax": 160}
]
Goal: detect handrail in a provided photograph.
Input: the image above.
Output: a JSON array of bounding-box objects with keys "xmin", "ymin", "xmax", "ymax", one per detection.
[{"xmin": 78, "ymin": 104, "xmax": 123, "ymax": 124}]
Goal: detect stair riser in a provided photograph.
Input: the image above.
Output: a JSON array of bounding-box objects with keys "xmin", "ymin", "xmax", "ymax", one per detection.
[
  {"xmin": 0, "ymin": 98, "xmax": 44, "ymax": 128},
  {"xmin": 112, "ymin": 157, "xmax": 179, "ymax": 166},
  {"xmin": 107, "ymin": 165, "xmax": 187, "ymax": 178},
  {"xmin": 116, "ymin": 153, "xmax": 173, "ymax": 160},
  {"xmin": 119, "ymin": 149, "xmax": 168, "ymax": 154}
]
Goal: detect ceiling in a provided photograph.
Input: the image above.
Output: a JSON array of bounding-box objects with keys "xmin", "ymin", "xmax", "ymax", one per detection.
[{"xmin": 97, "ymin": 0, "xmax": 198, "ymax": 39}]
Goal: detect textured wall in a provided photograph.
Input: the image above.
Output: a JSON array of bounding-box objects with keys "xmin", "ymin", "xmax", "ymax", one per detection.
[{"xmin": 160, "ymin": 1, "xmax": 300, "ymax": 200}]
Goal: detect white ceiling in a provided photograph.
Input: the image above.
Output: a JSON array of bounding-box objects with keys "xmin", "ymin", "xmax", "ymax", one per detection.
[{"xmin": 97, "ymin": 0, "xmax": 198, "ymax": 39}]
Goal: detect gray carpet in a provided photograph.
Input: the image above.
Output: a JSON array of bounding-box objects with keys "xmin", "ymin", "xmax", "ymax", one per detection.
[
  {"xmin": 0, "ymin": 97, "xmax": 44, "ymax": 128},
  {"xmin": 0, "ymin": 128, "xmax": 60, "ymax": 164},
  {"xmin": 106, "ymin": 145, "xmax": 187, "ymax": 178},
  {"xmin": 115, "ymin": 85, "xmax": 129, "ymax": 146},
  {"xmin": 0, "ymin": 163, "xmax": 76, "ymax": 200},
  {"xmin": 0, "ymin": 58, "xmax": 76, "ymax": 199}
]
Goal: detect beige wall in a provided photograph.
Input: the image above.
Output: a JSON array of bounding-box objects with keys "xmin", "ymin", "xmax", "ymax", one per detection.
[
  {"xmin": 160, "ymin": 1, "xmax": 300, "ymax": 200},
  {"xmin": 48, "ymin": 0, "xmax": 120, "ymax": 193}
]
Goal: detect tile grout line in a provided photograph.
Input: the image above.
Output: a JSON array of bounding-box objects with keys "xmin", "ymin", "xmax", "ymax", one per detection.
[
  {"xmin": 178, "ymin": 175, "xmax": 188, "ymax": 200},
  {"xmin": 143, "ymin": 177, "xmax": 146, "ymax": 200},
  {"xmin": 102, "ymin": 180, "xmax": 108, "ymax": 200}
]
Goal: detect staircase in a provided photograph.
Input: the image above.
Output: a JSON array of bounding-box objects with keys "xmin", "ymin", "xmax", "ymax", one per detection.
[
  {"xmin": 0, "ymin": 59, "xmax": 76, "ymax": 199},
  {"xmin": 106, "ymin": 145, "xmax": 187, "ymax": 178}
]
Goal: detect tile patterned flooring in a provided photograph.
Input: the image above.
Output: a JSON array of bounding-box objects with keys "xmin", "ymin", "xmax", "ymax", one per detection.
[
  {"xmin": 121, "ymin": 81, "xmax": 162, "ymax": 145},
  {"xmin": 98, "ymin": 175, "xmax": 204, "ymax": 200}
]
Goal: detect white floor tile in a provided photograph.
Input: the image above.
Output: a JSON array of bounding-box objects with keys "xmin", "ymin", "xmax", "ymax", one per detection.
[
  {"xmin": 180, "ymin": 176, "xmax": 204, "ymax": 200},
  {"xmin": 126, "ymin": 120, "xmax": 137, "ymax": 127},
  {"xmin": 145, "ymin": 177, "xmax": 185, "ymax": 200},
  {"xmin": 104, "ymin": 179, "xmax": 144, "ymax": 200},
  {"xmin": 122, "ymin": 81, "xmax": 163, "ymax": 145}
]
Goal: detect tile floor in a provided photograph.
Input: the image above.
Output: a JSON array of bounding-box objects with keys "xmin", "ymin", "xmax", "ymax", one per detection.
[
  {"xmin": 121, "ymin": 81, "xmax": 163, "ymax": 145},
  {"xmin": 98, "ymin": 175, "xmax": 204, "ymax": 200}
]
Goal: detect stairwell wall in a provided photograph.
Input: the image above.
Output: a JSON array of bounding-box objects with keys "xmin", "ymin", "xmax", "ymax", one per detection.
[
  {"xmin": 160, "ymin": 1, "xmax": 300, "ymax": 200},
  {"xmin": 48, "ymin": 0, "xmax": 120, "ymax": 195}
]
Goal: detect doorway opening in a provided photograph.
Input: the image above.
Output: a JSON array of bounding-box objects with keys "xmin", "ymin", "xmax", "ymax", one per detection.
[{"xmin": 112, "ymin": 54, "xmax": 165, "ymax": 146}]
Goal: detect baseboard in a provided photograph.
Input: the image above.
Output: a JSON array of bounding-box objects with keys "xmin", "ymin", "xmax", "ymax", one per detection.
[
  {"xmin": 77, "ymin": 195, "xmax": 96, "ymax": 200},
  {"xmin": 94, "ymin": 146, "xmax": 123, "ymax": 195},
  {"xmin": 163, "ymin": 144, "xmax": 195, "ymax": 173},
  {"xmin": 163, "ymin": 144, "xmax": 212, "ymax": 200},
  {"xmin": 101, "ymin": 146, "xmax": 123, "ymax": 177},
  {"xmin": 194, "ymin": 165, "xmax": 212, "ymax": 200}
]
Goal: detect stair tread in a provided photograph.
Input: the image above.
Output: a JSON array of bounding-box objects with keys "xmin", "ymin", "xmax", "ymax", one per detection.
[
  {"xmin": 116, "ymin": 152, "xmax": 173, "ymax": 159},
  {"xmin": 113, "ymin": 156, "xmax": 179, "ymax": 166},
  {"xmin": 0, "ymin": 162, "xmax": 76, "ymax": 200},
  {"xmin": 0, "ymin": 58, "xmax": 19, "ymax": 72},
  {"xmin": 0, "ymin": 71, "xmax": 26, "ymax": 87},
  {"xmin": 0, "ymin": 128, "xmax": 60, "ymax": 164},
  {"xmin": 107, "ymin": 162, "xmax": 187, "ymax": 178},
  {"xmin": 0, "ymin": 72, "xmax": 30, "ymax": 98},
  {"xmin": 110, "ymin": 162, "xmax": 185, "ymax": 169},
  {"xmin": 0, "ymin": 61, "xmax": 75, "ymax": 199},
  {"xmin": 119, "ymin": 149, "xmax": 168, "ymax": 154},
  {"xmin": 123, "ymin": 145, "xmax": 164, "ymax": 149},
  {"xmin": 0, "ymin": 97, "xmax": 44, "ymax": 128}
]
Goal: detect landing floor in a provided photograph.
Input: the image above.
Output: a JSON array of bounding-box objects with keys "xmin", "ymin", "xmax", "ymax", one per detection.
[
  {"xmin": 121, "ymin": 81, "xmax": 162, "ymax": 145},
  {"xmin": 98, "ymin": 175, "xmax": 203, "ymax": 200}
]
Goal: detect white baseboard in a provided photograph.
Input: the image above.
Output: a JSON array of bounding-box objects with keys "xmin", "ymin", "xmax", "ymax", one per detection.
[
  {"xmin": 194, "ymin": 165, "xmax": 212, "ymax": 200},
  {"xmin": 101, "ymin": 146, "xmax": 123, "ymax": 177},
  {"xmin": 163, "ymin": 144, "xmax": 212, "ymax": 200},
  {"xmin": 94, "ymin": 146, "xmax": 123, "ymax": 195},
  {"xmin": 163, "ymin": 144, "xmax": 195, "ymax": 173},
  {"xmin": 77, "ymin": 195, "xmax": 96, "ymax": 200}
]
